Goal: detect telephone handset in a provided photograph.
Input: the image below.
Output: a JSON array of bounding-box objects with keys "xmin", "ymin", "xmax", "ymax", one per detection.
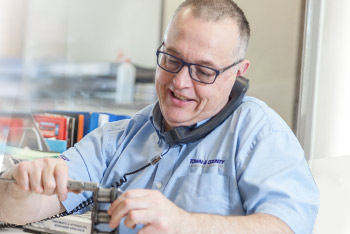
[{"xmin": 162, "ymin": 76, "xmax": 249, "ymax": 146}]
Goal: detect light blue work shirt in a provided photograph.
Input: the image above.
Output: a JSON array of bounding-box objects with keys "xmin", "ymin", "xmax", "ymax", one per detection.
[{"xmin": 61, "ymin": 96, "xmax": 319, "ymax": 234}]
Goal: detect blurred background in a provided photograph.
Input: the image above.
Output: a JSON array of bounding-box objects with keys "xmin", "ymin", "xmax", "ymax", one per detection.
[
  {"xmin": 0, "ymin": 0, "xmax": 304, "ymax": 127},
  {"xmin": 0, "ymin": 0, "xmax": 162, "ymax": 117}
]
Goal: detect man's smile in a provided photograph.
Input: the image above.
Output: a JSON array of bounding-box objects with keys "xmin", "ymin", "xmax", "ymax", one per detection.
[{"xmin": 172, "ymin": 91, "xmax": 191, "ymax": 101}]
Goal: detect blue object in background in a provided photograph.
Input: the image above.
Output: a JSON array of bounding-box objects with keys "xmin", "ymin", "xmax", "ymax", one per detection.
[
  {"xmin": 45, "ymin": 139, "xmax": 67, "ymax": 153},
  {"xmin": 89, "ymin": 112, "xmax": 130, "ymax": 132}
]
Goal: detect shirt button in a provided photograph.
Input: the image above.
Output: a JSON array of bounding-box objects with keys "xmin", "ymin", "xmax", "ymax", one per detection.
[{"xmin": 156, "ymin": 183, "xmax": 162, "ymax": 189}]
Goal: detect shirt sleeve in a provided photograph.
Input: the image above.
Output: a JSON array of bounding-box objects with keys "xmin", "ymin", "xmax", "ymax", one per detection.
[
  {"xmin": 60, "ymin": 121, "xmax": 125, "ymax": 213},
  {"xmin": 236, "ymin": 129, "xmax": 320, "ymax": 234}
]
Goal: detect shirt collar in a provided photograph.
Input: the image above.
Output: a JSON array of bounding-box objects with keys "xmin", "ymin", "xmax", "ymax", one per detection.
[{"xmin": 150, "ymin": 101, "xmax": 163, "ymax": 132}]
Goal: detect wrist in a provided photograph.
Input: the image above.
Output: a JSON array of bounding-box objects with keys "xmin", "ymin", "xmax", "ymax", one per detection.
[
  {"xmin": 184, "ymin": 212, "xmax": 234, "ymax": 234},
  {"xmin": 182, "ymin": 212, "xmax": 212, "ymax": 234}
]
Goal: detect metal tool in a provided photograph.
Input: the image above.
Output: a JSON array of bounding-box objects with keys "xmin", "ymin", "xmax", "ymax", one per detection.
[
  {"xmin": 0, "ymin": 177, "xmax": 15, "ymax": 183},
  {"xmin": 0, "ymin": 177, "xmax": 99, "ymax": 191},
  {"xmin": 67, "ymin": 180, "xmax": 99, "ymax": 191},
  {"xmin": 0, "ymin": 176, "xmax": 122, "ymax": 234}
]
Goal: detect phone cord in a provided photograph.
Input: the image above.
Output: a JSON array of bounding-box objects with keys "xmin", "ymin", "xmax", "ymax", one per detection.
[
  {"xmin": 42, "ymin": 145, "xmax": 171, "ymax": 221},
  {"xmin": 114, "ymin": 146, "xmax": 171, "ymax": 188}
]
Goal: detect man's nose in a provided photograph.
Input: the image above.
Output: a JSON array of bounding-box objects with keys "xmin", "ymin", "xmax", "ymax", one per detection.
[{"xmin": 173, "ymin": 64, "xmax": 193, "ymax": 88}]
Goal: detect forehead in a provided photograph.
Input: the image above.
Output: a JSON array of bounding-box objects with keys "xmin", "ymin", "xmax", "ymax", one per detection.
[{"xmin": 164, "ymin": 8, "xmax": 240, "ymax": 66}]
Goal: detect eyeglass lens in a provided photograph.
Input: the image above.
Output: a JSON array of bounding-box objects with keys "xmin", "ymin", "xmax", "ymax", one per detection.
[{"xmin": 158, "ymin": 52, "xmax": 217, "ymax": 83}]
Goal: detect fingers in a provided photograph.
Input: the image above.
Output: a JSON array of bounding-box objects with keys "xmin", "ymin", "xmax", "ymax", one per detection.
[
  {"xmin": 106, "ymin": 189, "xmax": 187, "ymax": 233},
  {"xmin": 54, "ymin": 159, "xmax": 68, "ymax": 201},
  {"xmin": 28, "ymin": 160, "xmax": 44, "ymax": 193},
  {"xmin": 107, "ymin": 190, "xmax": 173, "ymax": 230},
  {"xmin": 108, "ymin": 189, "xmax": 150, "ymax": 213},
  {"xmin": 108, "ymin": 190, "xmax": 151, "ymax": 229},
  {"xmin": 42, "ymin": 159, "xmax": 56, "ymax": 195},
  {"xmin": 12, "ymin": 158, "xmax": 69, "ymax": 199},
  {"xmin": 13, "ymin": 161, "xmax": 30, "ymax": 191},
  {"xmin": 124, "ymin": 209, "xmax": 155, "ymax": 229}
]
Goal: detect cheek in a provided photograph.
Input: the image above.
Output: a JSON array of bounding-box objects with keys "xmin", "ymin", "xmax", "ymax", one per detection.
[
  {"xmin": 156, "ymin": 69, "xmax": 171, "ymax": 84},
  {"xmin": 194, "ymin": 82, "xmax": 232, "ymax": 114},
  {"xmin": 193, "ymin": 86, "xmax": 215, "ymax": 110},
  {"xmin": 155, "ymin": 70, "xmax": 165, "ymax": 89},
  {"xmin": 194, "ymin": 82, "xmax": 219, "ymax": 101},
  {"xmin": 155, "ymin": 70, "xmax": 171, "ymax": 98}
]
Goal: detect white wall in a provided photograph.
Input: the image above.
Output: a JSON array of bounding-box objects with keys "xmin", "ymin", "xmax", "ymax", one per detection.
[
  {"xmin": 24, "ymin": 0, "xmax": 162, "ymax": 68},
  {"xmin": 163, "ymin": 0, "xmax": 304, "ymax": 127},
  {"xmin": 298, "ymin": 0, "xmax": 350, "ymax": 233},
  {"xmin": 311, "ymin": 0, "xmax": 350, "ymax": 159},
  {"xmin": 298, "ymin": 0, "xmax": 350, "ymax": 160},
  {"xmin": 0, "ymin": 0, "xmax": 26, "ymax": 58}
]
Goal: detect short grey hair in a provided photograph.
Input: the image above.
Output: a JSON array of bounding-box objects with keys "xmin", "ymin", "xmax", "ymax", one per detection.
[{"xmin": 170, "ymin": 0, "xmax": 250, "ymax": 60}]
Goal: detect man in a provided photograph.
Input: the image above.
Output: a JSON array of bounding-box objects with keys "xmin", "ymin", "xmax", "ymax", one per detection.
[{"xmin": 0, "ymin": 0, "xmax": 319, "ymax": 233}]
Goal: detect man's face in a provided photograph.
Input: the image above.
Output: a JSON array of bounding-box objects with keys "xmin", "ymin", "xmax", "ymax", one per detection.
[{"xmin": 156, "ymin": 8, "xmax": 248, "ymax": 130}]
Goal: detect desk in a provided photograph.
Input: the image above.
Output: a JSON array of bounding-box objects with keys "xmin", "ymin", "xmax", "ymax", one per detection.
[
  {"xmin": 0, "ymin": 213, "xmax": 91, "ymax": 234},
  {"xmin": 0, "ymin": 228, "xmax": 25, "ymax": 233}
]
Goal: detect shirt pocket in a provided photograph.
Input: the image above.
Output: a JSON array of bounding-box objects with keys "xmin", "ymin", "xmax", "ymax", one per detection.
[{"xmin": 173, "ymin": 173, "xmax": 231, "ymax": 215}]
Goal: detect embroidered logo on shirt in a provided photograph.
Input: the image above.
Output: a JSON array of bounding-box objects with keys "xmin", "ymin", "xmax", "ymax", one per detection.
[
  {"xmin": 189, "ymin": 158, "xmax": 225, "ymax": 168},
  {"xmin": 59, "ymin": 155, "xmax": 70, "ymax": 161}
]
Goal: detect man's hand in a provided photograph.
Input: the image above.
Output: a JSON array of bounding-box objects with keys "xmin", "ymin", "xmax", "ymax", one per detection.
[
  {"xmin": 0, "ymin": 157, "xmax": 69, "ymax": 224},
  {"xmin": 107, "ymin": 189, "xmax": 294, "ymax": 234},
  {"xmin": 10, "ymin": 157, "xmax": 69, "ymax": 201},
  {"xmin": 108, "ymin": 189, "xmax": 190, "ymax": 234}
]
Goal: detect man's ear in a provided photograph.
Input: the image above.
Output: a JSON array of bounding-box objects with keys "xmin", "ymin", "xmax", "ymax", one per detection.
[{"xmin": 236, "ymin": 59, "xmax": 250, "ymax": 77}]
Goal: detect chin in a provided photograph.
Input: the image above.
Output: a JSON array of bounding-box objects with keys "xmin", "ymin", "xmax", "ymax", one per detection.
[{"xmin": 164, "ymin": 111, "xmax": 193, "ymax": 127}]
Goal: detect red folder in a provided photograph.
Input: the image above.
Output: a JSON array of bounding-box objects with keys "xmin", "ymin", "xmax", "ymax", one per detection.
[{"xmin": 33, "ymin": 114, "xmax": 67, "ymax": 140}]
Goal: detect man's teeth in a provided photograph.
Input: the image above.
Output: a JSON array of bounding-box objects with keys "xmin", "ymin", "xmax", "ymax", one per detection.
[{"xmin": 174, "ymin": 92, "xmax": 189, "ymax": 101}]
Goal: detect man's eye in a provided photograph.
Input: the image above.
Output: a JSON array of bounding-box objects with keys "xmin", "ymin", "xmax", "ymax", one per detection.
[
  {"xmin": 198, "ymin": 70, "xmax": 210, "ymax": 76},
  {"xmin": 167, "ymin": 58, "xmax": 180, "ymax": 65},
  {"xmin": 197, "ymin": 68, "xmax": 214, "ymax": 77},
  {"xmin": 164, "ymin": 57, "xmax": 181, "ymax": 70}
]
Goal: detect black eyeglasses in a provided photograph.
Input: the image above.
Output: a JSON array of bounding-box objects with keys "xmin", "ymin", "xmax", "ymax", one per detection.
[{"xmin": 156, "ymin": 42, "xmax": 243, "ymax": 84}]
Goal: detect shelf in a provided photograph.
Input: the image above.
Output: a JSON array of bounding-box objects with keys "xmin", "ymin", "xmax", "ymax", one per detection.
[{"xmin": 1, "ymin": 97, "xmax": 151, "ymax": 117}]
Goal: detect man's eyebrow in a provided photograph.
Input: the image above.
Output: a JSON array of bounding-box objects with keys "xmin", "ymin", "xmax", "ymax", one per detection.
[
  {"xmin": 163, "ymin": 45, "xmax": 181, "ymax": 56},
  {"xmin": 164, "ymin": 45, "xmax": 218, "ymax": 68},
  {"xmin": 195, "ymin": 59, "xmax": 217, "ymax": 68}
]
